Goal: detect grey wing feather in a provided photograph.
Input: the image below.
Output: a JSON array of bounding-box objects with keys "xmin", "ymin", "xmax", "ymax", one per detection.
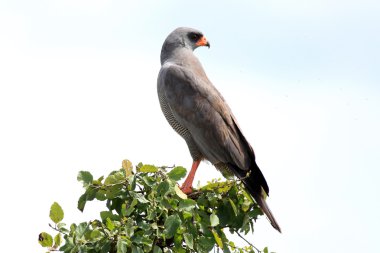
[{"xmin": 159, "ymin": 63, "xmax": 253, "ymax": 170}]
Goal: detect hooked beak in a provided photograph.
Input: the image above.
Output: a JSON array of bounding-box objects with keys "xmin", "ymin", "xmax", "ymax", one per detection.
[{"xmin": 196, "ymin": 36, "xmax": 210, "ymax": 48}]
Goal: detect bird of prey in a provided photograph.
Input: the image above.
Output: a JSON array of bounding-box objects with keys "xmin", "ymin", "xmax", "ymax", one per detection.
[{"xmin": 157, "ymin": 27, "xmax": 281, "ymax": 232}]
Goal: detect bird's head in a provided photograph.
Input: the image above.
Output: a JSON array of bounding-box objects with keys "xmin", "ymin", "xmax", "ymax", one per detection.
[{"xmin": 161, "ymin": 27, "xmax": 210, "ymax": 64}]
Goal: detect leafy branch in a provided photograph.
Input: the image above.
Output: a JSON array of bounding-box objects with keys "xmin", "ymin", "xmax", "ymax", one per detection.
[{"xmin": 38, "ymin": 160, "xmax": 274, "ymax": 253}]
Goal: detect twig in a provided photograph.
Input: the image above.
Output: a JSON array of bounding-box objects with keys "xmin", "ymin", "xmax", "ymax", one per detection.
[
  {"xmin": 187, "ymin": 177, "xmax": 246, "ymax": 199},
  {"xmin": 158, "ymin": 164, "xmax": 176, "ymax": 170},
  {"xmin": 49, "ymin": 223, "xmax": 68, "ymax": 236},
  {"xmin": 236, "ymin": 230, "xmax": 261, "ymax": 253}
]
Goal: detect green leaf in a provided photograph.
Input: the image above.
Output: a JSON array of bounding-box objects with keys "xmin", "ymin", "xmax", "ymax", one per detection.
[
  {"xmin": 210, "ymin": 212, "xmax": 219, "ymax": 227},
  {"xmin": 228, "ymin": 198, "xmax": 238, "ymax": 216},
  {"xmin": 100, "ymin": 211, "xmax": 111, "ymax": 221},
  {"xmin": 95, "ymin": 175, "xmax": 105, "ymax": 184},
  {"xmin": 53, "ymin": 233, "xmax": 62, "ymax": 248},
  {"xmin": 77, "ymin": 171, "xmax": 93, "ymax": 186},
  {"xmin": 216, "ymin": 201, "xmax": 235, "ymax": 227},
  {"xmin": 130, "ymin": 192, "xmax": 149, "ymax": 203},
  {"xmin": 211, "ymin": 229, "xmax": 223, "ymax": 248},
  {"xmin": 137, "ymin": 220, "xmax": 150, "ymax": 231},
  {"xmin": 197, "ymin": 236, "xmax": 215, "ymax": 253},
  {"xmin": 142, "ymin": 175, "xmax": 156, "ymax": 186},
  {"xmin": 100, "ymin": 241, "xmax": 111, "ymax": 253},
  {"xmin": 125, "ymin": 218, "xmax": 135, "ymax": 237},
  {"xmin": 106, "ymin": 217, "xmax": 115, "ymax": 231},
  {"xmin": 125, "ymin": 198, "xmax": 138, "ymax": 216},
  {"xmin": 174, "ymin": 233, "xmax": 183, "ymax": 248},
  {"xmin": 241, "ymin": 197, "xmax": 252, "ymax": 212},
  {"xmin": 183, "ymin": 233, "xmax": 194, "ymax": 249},
  {"xmin": 153, "ymin": 245, "xmax": 163, "ymax": 253},
  {"xmin": 138, "ymin": 164, "xmax": 158, "ymax": 173},
  {"xmin": 132, "ymin": 245, "xmax": 144, "ymax": 253},
  {"xmin": 182, "ymin": 211, "xmax": 193, "ymax": 220},
  {"xmin": 201, "ymin": 180, "xmax": 232, "ymax": 193},
  {"xmin": 59, "ymin": 236, "xmax": 74, "ymax": 253},
  {"xmin": 38, "ymin": 232, "xmax": 53, "ymax": 247},
  {"xmin": 163, "ymin": 214, "xmax": 181, "ymax": 238},
  {"xmin": 121, "ymin": 203, "xmax": 127, "ymax": 216},
  {"xmin": 223, "ymin": 242, "xmax": 232, "ymax": 253},
  {"xmin": 179, "ymin": 199, "xmax": 196, "ymax": 211},
  {"xmin": 95, "ymin": 190, "xmax": 107, "ymax": 201},
  {"xmin": 90, "ymin": 229, "xmax": 101, "ymax": 239},
  {"xmin": 130, "ymin": 174, "xmax": 137, "ymax": 190},
  {"xmin": 263, "ymin": 247, "xmax": 269, "ymax": 253},
  {"xmin": 167, "ymin": 166, "xmax": 187, "ymax": 181},
  {"xmin": 50, "ymin": 202, "xmax": 64, "ymax": 224},
  {"xmin": 174, "ymin": 184, "xmax": 188, "ymax": 199},
  {"xmin": 75, "ymin": 222, "xmax": 88, "ymax": 238},
  {"xmin": 141, "ymin": 236, "xmax": 153, "ymax": 246},
  {"xmin": 117, "ymin": 238, "xmax": 128, "ymax": 253},
  {"xmin": 77, "ymin": 187, "xmax": 98, "ymax": 212},
  {"xmin": 157, "ymin": 180, "xmax": 170, "ymax": 196},
  {"xmin": 57, "ymin": 222, "xmax": 66, "ymax": 229},
  {"xmin": 218, "ymin": 230, "xmax": 231, "ymax": 253},
  {"xmin": 151, "ymin": 222, "xmax": 158, "ymax": 230},
  {"xmin": 100, "ymin": 211, "xmax": 119, "ymax": 222},
  {"xmin": 77, "ymin": 193, "xmax": 87, "ymax": 212},
  {"xmin": 105, "ymin": 184, "xmax": 123, "ymax": 198},
  {"xmin": 104, "ymin": 172, "xmax": 124, "ymax": 185}
]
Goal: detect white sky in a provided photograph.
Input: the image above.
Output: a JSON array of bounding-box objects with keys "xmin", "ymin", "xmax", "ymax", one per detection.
[{"xmin": 0, "ymin": 0, "xmax": 379, "ymax": 252}]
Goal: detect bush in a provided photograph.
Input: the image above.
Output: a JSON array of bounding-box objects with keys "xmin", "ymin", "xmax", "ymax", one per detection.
[{"xmin": 38, "ymin": 160, "xmax": 272, "ymax": 253}]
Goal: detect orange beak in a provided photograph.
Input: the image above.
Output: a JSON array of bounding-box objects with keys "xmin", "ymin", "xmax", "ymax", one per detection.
[{"xmin": 196, "ymin": 36, "xmax": 210, "ymax": 48}]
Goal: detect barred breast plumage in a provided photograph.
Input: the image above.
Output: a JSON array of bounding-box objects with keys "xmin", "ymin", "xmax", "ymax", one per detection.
[{"xmin": 157, "ymin": 83, "xmax": 203, "ymax": 161}]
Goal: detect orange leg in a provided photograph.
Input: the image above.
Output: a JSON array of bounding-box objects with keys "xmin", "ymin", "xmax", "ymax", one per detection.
[{"xmin": 181, "ymin": 160, "xmax": 201, "ymax": 194}]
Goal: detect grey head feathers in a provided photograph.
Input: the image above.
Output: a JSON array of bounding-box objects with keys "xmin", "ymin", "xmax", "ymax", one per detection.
[{"xmin": 160, "ymin": 27, "xmax": 208, "ymax": 64}]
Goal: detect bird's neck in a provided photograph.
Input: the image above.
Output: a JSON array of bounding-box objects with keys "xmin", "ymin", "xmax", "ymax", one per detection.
[{"xmin": 161, "ymin": 48, "xmax": 208, "ymax": 78}]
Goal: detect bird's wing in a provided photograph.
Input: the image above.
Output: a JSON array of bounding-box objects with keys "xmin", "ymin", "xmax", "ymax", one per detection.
[{"xmin": 159, "ymin": 63, "xmax": 254, "ymax": 171}]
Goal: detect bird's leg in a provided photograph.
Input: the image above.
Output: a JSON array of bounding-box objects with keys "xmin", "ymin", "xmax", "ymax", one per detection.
[{"xmin": 181, "ymin": 160, "xmax": 201, "ymax": 194}]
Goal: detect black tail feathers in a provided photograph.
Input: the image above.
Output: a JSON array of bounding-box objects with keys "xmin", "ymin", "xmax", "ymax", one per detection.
[
  {"xmin": 250, "ymin": 191, "xmax": 281, "ymax": 233},
  {"xmin": 230, "ymin": 162, "xmax": 281, "ymax": 232}
]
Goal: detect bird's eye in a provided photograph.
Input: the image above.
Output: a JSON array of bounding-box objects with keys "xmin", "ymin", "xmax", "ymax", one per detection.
[{"xmin": 188, "ymin": 33, "xmax": 201, "ymax": 42}]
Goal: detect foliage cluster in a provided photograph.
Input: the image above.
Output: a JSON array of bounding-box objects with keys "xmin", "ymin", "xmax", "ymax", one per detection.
[{"xmin": 39, "ymin": 160, "xmax": 272, "ymax": 253}]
